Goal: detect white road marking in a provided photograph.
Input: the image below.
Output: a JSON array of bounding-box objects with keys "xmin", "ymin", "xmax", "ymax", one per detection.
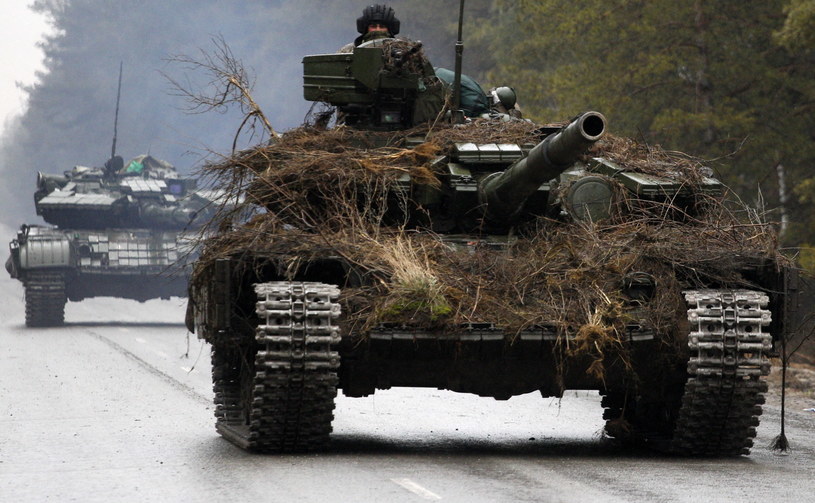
[
  {"xmin": 135, "ymin": 337, "xmax": 147, "ymax": 344},
  {"xmin": 390, "ymin": 478, "xmax": 442, "ymax": 500},
  {"xmin": 155, "ymin": 351, "xmax": 169, "ymax": 359}
]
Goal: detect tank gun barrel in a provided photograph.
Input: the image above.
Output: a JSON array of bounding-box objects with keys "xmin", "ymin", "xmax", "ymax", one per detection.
[
  {"xmin": 140, "ymin": 202, "xmax": 197, "ymax": 229},
  {"xmin": 479, "ymin": 111, "xmax": 606, "ymax": 223},
  {"xmin": 35, "ymin": 172, "xmax": 70, "ymax": 203},
  {"xmin": 37, "ymin": 172, "xmax": 69, "ymax": 191}
]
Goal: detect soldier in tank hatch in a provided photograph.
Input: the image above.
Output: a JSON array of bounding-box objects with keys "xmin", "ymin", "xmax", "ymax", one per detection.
[
  {"xmin": 340, "ymin": 4, "xmax": 400, "ymax": 52},
  {"xmin": 489, "ymin": 86, "xmax": 524, "ymax": 119},
  {"xmin": 355, "ymin": 4, "xmax": 400, "ymax": 45}
]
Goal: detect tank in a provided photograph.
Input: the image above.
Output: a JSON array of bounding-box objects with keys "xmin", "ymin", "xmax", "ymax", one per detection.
[
  {"xmin": 186, "ymin": 38, "xmax": 800, "ymax": 455},
  {"xmin": 6, "ymin": 154, "xmax": 219, "ymax": 327}
]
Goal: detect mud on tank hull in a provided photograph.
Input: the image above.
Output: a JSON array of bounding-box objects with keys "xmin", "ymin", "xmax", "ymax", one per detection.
[
  {"xmin": 7, "ymin": 224, "xmax": 191, "ymax": 327},
  {"xmin": 189, "ymin": 252, "xmax": 798, "ymax": 457}
]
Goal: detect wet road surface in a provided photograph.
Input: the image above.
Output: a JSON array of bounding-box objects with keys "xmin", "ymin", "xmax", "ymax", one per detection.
[{"xmin": 1, "ymin": 276, "xmax": 814, "ymax": 502}]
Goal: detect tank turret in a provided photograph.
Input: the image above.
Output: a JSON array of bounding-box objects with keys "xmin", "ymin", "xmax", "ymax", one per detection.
[
  {"xmin": 479, "ymin": 112, "xmax": 606, "ymax": 223},
  {"xmin": 33, "ymin": 155, "xmax": 211, "ymax": 230}
]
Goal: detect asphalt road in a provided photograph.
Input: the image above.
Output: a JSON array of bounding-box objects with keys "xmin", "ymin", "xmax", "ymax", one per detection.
[{"xmin": 1, "ymin": 275, "xmax": 814, "ymax": 503}]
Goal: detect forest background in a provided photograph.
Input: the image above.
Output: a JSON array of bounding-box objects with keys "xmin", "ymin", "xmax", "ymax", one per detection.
[
  {"xmin": 3, "ymin": 0, "xmax": 815, "ymax": 268},
  {"xmin": 464, "ymin": 0, "xmax": 815, "ymax": 268}
]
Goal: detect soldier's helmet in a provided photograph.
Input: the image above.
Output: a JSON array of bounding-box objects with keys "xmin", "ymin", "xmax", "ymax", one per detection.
[
  {"xmin": 357, "ymin": 4, "xmax": 400, "ymax": 35},
  {"xmin": 491, "ymin": 87, "xmax": 518, "ymax": 109}
]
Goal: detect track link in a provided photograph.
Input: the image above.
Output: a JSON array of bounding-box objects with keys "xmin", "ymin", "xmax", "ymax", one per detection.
[
  {"xmin": 603, "ymin": 289, "xmax": 772, "ymax": 456},
  {"xmin": 24, "ymin": 271, "xmax": 66, "ymax": 327},
  {"xmin": 212, "ymin": 282, "xmax": 341, "ymax": 452}
]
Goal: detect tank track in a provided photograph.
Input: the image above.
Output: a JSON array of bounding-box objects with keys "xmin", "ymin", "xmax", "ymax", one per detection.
[
  {"xmin": 603, "ymin": 289, "xmax": 772, "ymax": 456},
  {"xmin": 671, "ymin": 289, "xmax": 771, "ymax": 455},
  {"xmin": 212, "ymin": 282, "xmax": 341, "ymax": 452},
  {"xmin": 24, "ymin": 271, "xmax": 67, "ymax": 327}
]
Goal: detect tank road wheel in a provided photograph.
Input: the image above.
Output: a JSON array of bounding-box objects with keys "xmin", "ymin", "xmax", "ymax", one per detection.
[
  {"xmin": 24, "ymin": 271, "xmax": 67, "ymax": 327},
  {"xmin": 600, "ymin": 382, "xmax": 686, "ymax": 451},
  {"xmin": 603, "ymin": 290, "xmax": 772, "ymax": 456},
  {"xmin": 212, "ymin": 282, "xmax": 341, "ymax": 452}
]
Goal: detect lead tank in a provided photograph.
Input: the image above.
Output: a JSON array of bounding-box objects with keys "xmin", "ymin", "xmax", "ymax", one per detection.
[
  {"xmin": 7, "ymin": 154, "xmax": 219, "ymax": 327},
  {"xmin": 187, "ymin": 38, "xmax": 799, "ymax": 456}
]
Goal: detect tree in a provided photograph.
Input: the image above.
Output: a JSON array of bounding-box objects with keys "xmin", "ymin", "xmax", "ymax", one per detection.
[{"xmin": 776, "ymin": 0, "xmax": 815, "ymax": 50}]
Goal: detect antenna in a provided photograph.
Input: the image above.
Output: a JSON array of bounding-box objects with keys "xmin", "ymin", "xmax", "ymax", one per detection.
[
  {"xmin": 452, "ymin": 0, "xmax": 465, "ymax": 123},
  {"xmin": 111, "ymin": 61, "xmax": 123, "ymax": 159}
]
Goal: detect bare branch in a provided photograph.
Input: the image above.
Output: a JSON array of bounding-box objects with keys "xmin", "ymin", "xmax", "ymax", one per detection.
[{"xmin": 162, "ymin": 34, "xmax": 277, "ymax": 152}]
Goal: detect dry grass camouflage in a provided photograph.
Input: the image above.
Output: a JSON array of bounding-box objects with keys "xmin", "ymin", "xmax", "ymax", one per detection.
[{"xmin": 189, "ymin": 118, "xmax": 787, "ymax": 372}]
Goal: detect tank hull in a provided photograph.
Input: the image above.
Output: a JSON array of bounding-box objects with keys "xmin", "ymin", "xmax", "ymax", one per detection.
[
  {"xmin": 189, "ymin": 244, "xmax": 795, "ymax": 456},
  {"xmin": 7, "ymin": 225, "xmax": 190, "ymax": 326}
]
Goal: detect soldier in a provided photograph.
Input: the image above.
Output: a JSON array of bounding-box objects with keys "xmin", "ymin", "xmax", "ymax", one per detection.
[
  {"xmin": 340, "ymin": 4, "xmax": 401, "ymax": 52},
  {"xmin": 489, "ymin": 86, "xmax": 524, "ymax": 119},
  {"xmin": 103, "ymin": 155, "xmax": 124, "ymax": 179}
]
